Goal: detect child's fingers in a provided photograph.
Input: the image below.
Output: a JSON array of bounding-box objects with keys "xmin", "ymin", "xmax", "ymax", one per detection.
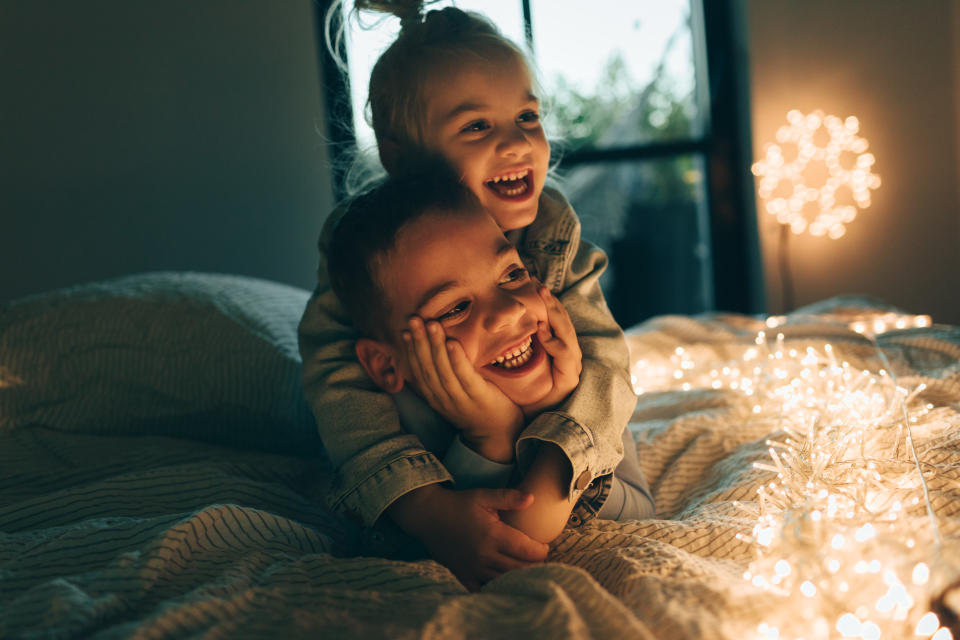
[
  {"xmin": 476, "ymin": 488, "xmax": 534, "ymax": 511},
  {"xmin": 446, "ymin": 339, "xmax": 488, "ymax": 398},
  {"xmin": 494, "ymin": 527, "xmax": 550, "ymax": 563},
  {"xmin": 406, "ymin": 317, "xmax": 447, "ymax": 401},
  {"xmin": 401, "ymin": 331, "xmax": 429, "ymax": 387},
  {"xmin": 536, "ymin": 320, "xmax": 559, "ymax": 357},
  {"xmin": 539, "ymin": 286, "xmax": 577, "ymax": 342},
  {"xmin": 537, "ymin": 321, "xmax": 577, "ymax": 369},
  {"xmin": 425, "ymin": 321, "xmax": 468, "ymax": 398}
]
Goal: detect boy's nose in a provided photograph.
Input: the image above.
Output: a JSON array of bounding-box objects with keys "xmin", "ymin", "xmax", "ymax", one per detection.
[{"xmin": 483, "ymin": 294, "xmax": 526, "ymax": 332}]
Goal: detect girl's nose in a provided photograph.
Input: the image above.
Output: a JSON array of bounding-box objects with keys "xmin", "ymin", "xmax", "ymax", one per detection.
[
  {"xmin": 497, "ymin": 127, "xmax": 533, "ymax": 157},
  {"xmin": 483, "ymin": 293, "xmax": 526, "ymax": 332}
]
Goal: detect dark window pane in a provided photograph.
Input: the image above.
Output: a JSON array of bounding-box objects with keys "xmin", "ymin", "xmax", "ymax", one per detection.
[{"xmin": 559, "ymin": 154, "xmax": 713, "ymax": 327}]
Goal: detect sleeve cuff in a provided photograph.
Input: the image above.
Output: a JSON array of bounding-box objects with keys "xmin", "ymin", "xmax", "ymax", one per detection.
[
  {"xmin": 517, "ymin": 411, "xmax": 614, "ymax": 500},
  {"xmin": 442, "ymin": 436, "xmax": 515, "ymax": 489}
]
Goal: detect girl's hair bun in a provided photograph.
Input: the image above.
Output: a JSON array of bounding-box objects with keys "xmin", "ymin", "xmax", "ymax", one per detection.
[{"xmin": 352, "ymin": 0, "xmax": 441, "ymax": 28}]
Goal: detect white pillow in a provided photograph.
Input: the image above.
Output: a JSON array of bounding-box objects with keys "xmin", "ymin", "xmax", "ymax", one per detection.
[{"xmin": 0, "ymin": 271, "xmax": 323, "ymax": 455}]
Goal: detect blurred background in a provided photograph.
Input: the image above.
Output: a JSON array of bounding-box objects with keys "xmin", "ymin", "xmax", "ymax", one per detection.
[{"xmin": 2, "ymin": 1, "xmax": 958, "ymax": 328}]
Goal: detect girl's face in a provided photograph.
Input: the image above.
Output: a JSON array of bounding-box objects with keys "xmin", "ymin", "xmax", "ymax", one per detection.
[{"xmin": 421, "ymin": 52, "xmax": 549, "ymax": 232}]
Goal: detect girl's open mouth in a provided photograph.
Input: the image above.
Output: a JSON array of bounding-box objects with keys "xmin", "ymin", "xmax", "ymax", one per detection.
[
  {"xmin": 484, "ymin": 334, "xmax": 545, "ymax": 377},
  {"xmin": 485, "ymin": 169, "xmax": 531, "ymax": 200}
]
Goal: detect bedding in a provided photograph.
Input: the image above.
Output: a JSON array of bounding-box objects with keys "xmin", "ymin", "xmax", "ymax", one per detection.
[{"xmin": 1, "ymin": 273, "xmax": 957, "ymax": 639}]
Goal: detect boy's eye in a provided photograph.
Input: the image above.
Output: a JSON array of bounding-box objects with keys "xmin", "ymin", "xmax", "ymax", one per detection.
[
  {"xmin": 461, "ymin": 120, "xmax": 489, "ymax": 134},
  {"xmin": 503, "ymin": 267, "xmax": 529, "ymax": 284},
  {"xmin": 438, "ymin": 300, "xmax": 470, "ymax": 320}
]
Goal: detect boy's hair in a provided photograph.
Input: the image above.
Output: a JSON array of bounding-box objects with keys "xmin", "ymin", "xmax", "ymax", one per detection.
[{"xmin": 327, "ymin": 156, "xmax": 481, "ymax": 341}]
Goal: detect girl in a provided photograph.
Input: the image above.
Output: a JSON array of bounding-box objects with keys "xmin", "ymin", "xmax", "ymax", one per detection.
[{"xmin": 298, "ymin": 0, "xmax": 652, "ymax": 590}]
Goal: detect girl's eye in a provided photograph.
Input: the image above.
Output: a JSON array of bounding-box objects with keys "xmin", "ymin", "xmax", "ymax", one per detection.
[
  {"xmin": 461, "ymin": 120, "xmax": 489, "ymax": 134},
  {"xmin": 438, "ymin": 301, "xmax": 470, "ymax": 320},
  {"xmin": 518, "ymin": 111, "xmax": 540, "ymax": 125}
]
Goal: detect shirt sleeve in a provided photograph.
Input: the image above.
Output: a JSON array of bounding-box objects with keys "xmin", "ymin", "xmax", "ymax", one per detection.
[
  {"xmin": 298, "ymin": 212, "xmax": 451, "ymax": 526},
  {"xmin": 443, "ymin": 436, "xmax": 516, "ymax": 489},
  {"xmin": 516, "ymin": 190, "xmax": 637, "ymax": 501}
]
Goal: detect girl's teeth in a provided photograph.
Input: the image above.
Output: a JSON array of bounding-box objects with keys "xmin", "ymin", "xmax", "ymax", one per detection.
[{"xmin": 490, "ymin": 169, "xmax": 528, "ymax": 183}]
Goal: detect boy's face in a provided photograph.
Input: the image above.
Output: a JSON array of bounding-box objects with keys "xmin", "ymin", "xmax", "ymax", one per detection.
[
  {"xmin": 378, "ymin": 207, "xmax": 554, "ymax": 408},
  {"xmin": 421, "ymin": 51, "xmax": 549, "ymax": 233}
]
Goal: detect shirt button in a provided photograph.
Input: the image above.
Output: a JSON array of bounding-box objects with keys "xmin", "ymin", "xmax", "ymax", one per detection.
[{"xmin": 575, "ymin": 470, "xmax": 592, "ymax": 491}]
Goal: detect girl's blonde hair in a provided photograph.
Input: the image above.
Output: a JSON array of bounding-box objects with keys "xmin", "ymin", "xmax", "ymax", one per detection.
[{"xmin": 325, "ymin": 1, "xmax": 539, "ymax": 192}]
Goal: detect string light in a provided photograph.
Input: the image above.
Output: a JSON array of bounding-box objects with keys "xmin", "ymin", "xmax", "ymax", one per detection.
[
  {"xmin": 752, "ymin": 109, "xmax": 881, "ymax": 239},
  {"xmin": 629, "ymin": 311, "xmax": 955, "ymax": 639}
]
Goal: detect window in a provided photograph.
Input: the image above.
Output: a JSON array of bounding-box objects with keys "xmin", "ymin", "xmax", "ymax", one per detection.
[{"xmin": 316, "ymin": 0, "xmax": 761, "ymax": 327}]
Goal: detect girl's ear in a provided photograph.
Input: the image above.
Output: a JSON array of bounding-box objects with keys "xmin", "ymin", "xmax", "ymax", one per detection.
[
  {"xmin": 378, "ymin": 138, "xmax": 401, "ymax": 174},
  {"xmin": 355, "ymin": 338, "xmax": 405, "ymax": 394}
]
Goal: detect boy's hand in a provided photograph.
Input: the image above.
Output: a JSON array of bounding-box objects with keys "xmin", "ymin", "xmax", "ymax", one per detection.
[
  {"xmin": 403, "ymin": 316, "xmax": 523, "ymax": 463},
  {"xmin": 388, "ymin": 484, "xmax": 550, "ymax": 591},
  {"xmin": 522, "ymin": 286, "xmax": 583, "ymax": 417}
]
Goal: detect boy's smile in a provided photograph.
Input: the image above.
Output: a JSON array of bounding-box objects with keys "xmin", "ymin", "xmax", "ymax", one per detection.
[
  {"xmin": 422, "ymin": 51, "xmax": 549, "ymax": 232},
  {"xmin": 379, "ymin": 206, "xmax": 554, "ymax": 407}
]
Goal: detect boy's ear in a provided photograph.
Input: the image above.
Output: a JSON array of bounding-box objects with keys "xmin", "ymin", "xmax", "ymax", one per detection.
[{"xmin": 355, "ymin": 338, "xmax": 404, "ymax": 394}]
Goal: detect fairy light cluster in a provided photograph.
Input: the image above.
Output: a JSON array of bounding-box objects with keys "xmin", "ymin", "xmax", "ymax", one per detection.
[
  {"xmin": 846, "ymin": 312, "xmax": 932, "ymax": 336},
  {"xmin": 751, "ymin": 109, "xmax": 881, "ymax": 239},
  {"xmin": 629, "ymin": 312, "xmax": 954, "ymax": 639}
]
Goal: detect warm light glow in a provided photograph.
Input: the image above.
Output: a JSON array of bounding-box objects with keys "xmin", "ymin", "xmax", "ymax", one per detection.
[
  {"xmin": 628, "ymin": 311, "xmax": 952, "ymax": 639},
  {"xmin": 916, "ymin": 612, "xmax": 939, "ymax": 635},
  {"xmin": 752, "ymin": 109, "xmax": 881, "ymax": 239}
]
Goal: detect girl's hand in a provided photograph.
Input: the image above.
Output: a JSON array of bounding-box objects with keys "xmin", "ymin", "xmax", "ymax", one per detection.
[
  {"xmin": 403, "ymin": 316, "xmax": 523, "ymax": 463},
  {"xmin": 522, "ymin": 286, "xmax": 582, "ymax": 417}
]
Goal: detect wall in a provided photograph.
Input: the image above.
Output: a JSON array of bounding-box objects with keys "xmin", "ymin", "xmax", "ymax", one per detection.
[
  {"xmin": 0, "ymin": 1, "xmax": 333, "ymax": 302},
  {"xmin": 746, "ymin": 0, "xmax": 960, "ymax": 324}
]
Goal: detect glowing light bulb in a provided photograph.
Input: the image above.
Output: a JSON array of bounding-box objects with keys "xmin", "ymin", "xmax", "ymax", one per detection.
[
  {"xmin": 861, "ymin": 621, "xmax": 881, "ymax": 640},
  {"xmin": 836, "ymin": 613, "xmax": 861, "ymax": 637},
  {"xmin": 916, "ymin": 612, "xmax": 940, "ymax": 635},
  {"xmin": 752, "ymin": 110, "xmax": 879, "ymax": 239},
  {"xmin": 912, "ymin": 563, "xmax": 930, "ymax": 586}
]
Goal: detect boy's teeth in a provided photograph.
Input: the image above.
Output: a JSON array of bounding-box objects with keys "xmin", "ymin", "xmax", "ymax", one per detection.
[{"xmin": 490, "ymin": 336, "xmax": 534, "ymax": 368}]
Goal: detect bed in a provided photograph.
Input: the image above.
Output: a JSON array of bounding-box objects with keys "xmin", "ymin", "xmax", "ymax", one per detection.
[{"xmin": 1, "ymin": 272, "xmax": 958, "ymax": 639}]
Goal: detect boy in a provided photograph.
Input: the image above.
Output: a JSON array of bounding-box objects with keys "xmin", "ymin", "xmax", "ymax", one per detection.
[{"xmin": 326, "ymin": 161, "xmax": 653, "ymax": 588}]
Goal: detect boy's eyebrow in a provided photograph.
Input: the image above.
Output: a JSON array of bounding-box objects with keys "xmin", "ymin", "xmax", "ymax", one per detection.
[
  {"xmin": 415, "ymin": 281, "xmax": 459, "ymax": 314},
  {"xmin": 414, "ymin": 240, "xmax": 517, "ymax": 313}
]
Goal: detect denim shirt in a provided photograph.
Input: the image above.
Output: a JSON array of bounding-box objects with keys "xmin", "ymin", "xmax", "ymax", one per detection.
[{"xmin": 297, "ymin": 186, "xmax": 636, "ymax": 526}]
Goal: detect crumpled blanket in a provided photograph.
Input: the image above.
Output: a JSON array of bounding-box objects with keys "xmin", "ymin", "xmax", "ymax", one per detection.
[{"xmin": 2, "ymin": 302, "xmax": 958, "ymax": 639}]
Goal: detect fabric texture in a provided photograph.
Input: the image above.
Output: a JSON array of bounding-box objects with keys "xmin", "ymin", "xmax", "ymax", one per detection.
[
  {"xmin": 2, "ymin": 295, "xmax": 958, "ymax": 639},
  {"xmin": 0, "ymin": 271, "xmax": 322, "ymax": 455}
]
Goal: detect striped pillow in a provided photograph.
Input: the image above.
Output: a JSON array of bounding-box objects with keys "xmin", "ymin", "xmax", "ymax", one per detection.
[{"xmin": 0, "ymin": 271, "xmax": 323, "ymax": 456}]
